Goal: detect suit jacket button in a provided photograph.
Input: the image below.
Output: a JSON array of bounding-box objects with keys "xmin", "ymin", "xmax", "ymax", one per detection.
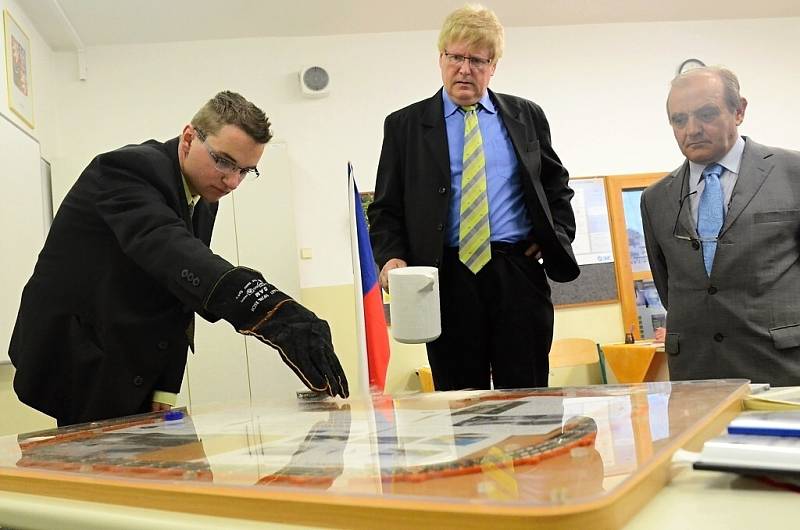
[
  {"xmin": 713, "ymin": 333, "xmax": 724, "ymax": 342},
  {"xmin": 181, "ymin": 269, "xmax": 189, "ymax": 278},
  {"xmin": 438, "ymin": 186, "xmax": 447, "ymax": 194},
  {"xmin": 434, "ymin": 259, "xmax": 440, "ymax": 267},
  {"xmin": 133, "ymin": 376, "xmax": 144, "ymax": 387},
  {"xmin": 157, "ymin": 340, "xmax": 169, "ymax": 350},
  {"xmin": 691, "ymin": 240, "xmax": 700, "ymax": 250},
  {"xmin": 707, "ymin": 286, "xmax": 718, "ymax": 295},
  {"xmin": 436, "ymin": 223, "xmax": 444, "ymax": 231}
]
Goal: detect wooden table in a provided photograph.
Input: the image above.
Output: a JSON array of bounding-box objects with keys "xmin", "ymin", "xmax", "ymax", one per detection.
[
  {"xmin": 0, "ymin": 381, "xmax": 748, "ymax": 529},
  {"xmin": 600, "ymin": 341, "xmax": 669, "ymax": 383}
]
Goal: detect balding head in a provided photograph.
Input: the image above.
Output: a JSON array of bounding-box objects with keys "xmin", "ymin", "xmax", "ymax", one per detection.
[{"xmin": 666, "ymin": 67, "xmax": 747, "ymax": 164}]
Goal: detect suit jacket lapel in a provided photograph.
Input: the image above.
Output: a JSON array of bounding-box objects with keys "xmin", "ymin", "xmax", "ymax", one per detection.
[
  {"xmin": 490, "ymin": 90, "xmax": 555, "ymax": 222},
  {"xmin": 422, "ymin": 89, "xmax": 451, "ymax": 183},
  {"xmin": 721, "ymin": 138, "xmax": 773, "ymax": 235},
  {"xmin": 163, "ymin": 136, "xmax": 195, "ymax": 231},
  {"xmin": 671, "ymin": 162, "xmax": 697, "ymax": 239},
  {"xmin": 490, "ymin": 90, "xmax": 526, "ymax": 152}
]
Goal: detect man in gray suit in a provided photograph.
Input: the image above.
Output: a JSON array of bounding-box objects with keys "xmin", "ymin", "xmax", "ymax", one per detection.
[{"xmin": 641, "ymin": 66, "xmax": 800, "ymax": 386}]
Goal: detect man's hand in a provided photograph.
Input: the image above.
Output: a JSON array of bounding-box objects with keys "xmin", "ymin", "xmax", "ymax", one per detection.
[
  {"xmin": 379, "ymin": 258, "xmax": 407, "ymax": 292},
  {"xmin": 205, "ymin": 267, "xmax": 349, "ymax": 398},
  {"xmin": 524, "ymin": 242, "xmax": 542, "ymax": 261},
  {"xmin": 151, "ymin": 401, "xmax": 172, "ymax": 413}
]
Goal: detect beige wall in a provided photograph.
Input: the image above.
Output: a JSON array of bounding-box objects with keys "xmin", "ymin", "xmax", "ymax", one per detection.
[
  {"xmin": 44, "ymin": 17, "xmax": 800, "ymax": 291},
  {"xmin": 554, "ymin": 303, "xmax": 625, "ymax": 345},
  {"xmin": 0, "ymin": 365, "xmax": 55, "ymax": 435}
]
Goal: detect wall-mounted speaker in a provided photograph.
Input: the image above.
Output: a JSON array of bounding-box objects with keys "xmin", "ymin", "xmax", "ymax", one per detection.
[{"xmin": 299, "ymin": 66, "xmax": 330, "ymax": 98}]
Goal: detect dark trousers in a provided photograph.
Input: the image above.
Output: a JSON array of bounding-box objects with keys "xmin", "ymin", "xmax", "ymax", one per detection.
[{"xmin": 426, "ymin": 242, "xmax": 554, "ymax": 391}]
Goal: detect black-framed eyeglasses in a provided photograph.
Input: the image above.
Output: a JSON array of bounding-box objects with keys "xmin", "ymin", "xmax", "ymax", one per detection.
[
  {"xmin": 672, "ymin": 190, "xmax": 718, "ymax": 243},
  {"xmin": 443, "ymin": 50, "xmax": 493, "ymax": 71},
  {"xmin": 194, "ymin": 128, "xmax": 260, "ymax": 180}
]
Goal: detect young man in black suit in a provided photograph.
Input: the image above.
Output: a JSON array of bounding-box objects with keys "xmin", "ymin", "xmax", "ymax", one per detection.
[{"xmin": 10, "ymin": 91, "xmax": 348, "ymax": 426}]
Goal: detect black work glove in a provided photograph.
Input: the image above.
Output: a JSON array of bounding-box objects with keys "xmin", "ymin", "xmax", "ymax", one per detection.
[{"xmin": 205, "ymin": 267, "xmax": 349, "ymax": 398}]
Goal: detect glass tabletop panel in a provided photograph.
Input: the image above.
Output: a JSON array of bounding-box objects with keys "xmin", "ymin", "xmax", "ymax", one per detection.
[{"xmin": 0, "ymin": 380, "xmax": 749, "ymax": 527}]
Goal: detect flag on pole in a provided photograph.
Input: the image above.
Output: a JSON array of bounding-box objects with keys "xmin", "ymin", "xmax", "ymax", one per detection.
[{"xmin": 348, "ymin": 163, "xmax": 391, "ymax": 392}]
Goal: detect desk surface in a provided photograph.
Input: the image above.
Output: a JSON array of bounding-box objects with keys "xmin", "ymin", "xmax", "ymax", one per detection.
[
  {"xmin": 627, "ymin": 466, "xmax": 798, "ymax": 528},
  {"xmin": 0, "ymin": 381, "xmax": 749, "ymax": 529}
]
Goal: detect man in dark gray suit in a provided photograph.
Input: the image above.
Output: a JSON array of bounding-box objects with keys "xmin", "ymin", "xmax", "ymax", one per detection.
[
  {"xmin": 641, "ymin": 67, "xmax": 800, "ymax": 385},
  {"xmin": 10, "ymin": 91, "xmax": 348, "ymax": 426}
]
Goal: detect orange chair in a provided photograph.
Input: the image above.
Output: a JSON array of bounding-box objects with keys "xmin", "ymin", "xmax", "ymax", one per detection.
[{"xmin": 416, "ymin": 366, "xmax": 435, "ymax": 392}]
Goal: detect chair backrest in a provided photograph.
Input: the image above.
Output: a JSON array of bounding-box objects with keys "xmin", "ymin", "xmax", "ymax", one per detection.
[
  {"xmin": 416, "ymin": 366, "xmax": 435, "ymax": 392},
  {"xmin": 548, "ymin": 338, "xmax": 607, "ymax": 386},
  {"xmin": 549, "ymin": 338, "xmax": 599, "ymax": 368}
]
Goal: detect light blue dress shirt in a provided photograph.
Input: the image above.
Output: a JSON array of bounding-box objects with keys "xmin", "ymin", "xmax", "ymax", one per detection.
[
  {"xmin": 442, "ymin": 90, "xmax": 532, "ymax": 247},
  {"xmin": 688, "ymin": 136, "xmax": 745, "ymax": 222}
]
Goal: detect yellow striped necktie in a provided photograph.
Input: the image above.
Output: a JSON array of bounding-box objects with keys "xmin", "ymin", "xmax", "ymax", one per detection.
[{"xmin": 458, "ymin": 105, "xmax": 491, "ymax": 274}]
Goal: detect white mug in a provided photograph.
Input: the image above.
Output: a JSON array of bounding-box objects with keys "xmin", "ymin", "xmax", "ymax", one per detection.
[{"xmin": 388, "ymin": 266, "xmax": 441, "ymax": 344}]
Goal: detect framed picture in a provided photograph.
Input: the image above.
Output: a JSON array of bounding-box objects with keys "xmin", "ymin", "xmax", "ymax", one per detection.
[
  {"xmin": 3, "ymin": 9, "xmax": 34, "ymax": 128},
  {"xmin": 605, "ymin": 173, "xmax": 667, "ymax": 340}
]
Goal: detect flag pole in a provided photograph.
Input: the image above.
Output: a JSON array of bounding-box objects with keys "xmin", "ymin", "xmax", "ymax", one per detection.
[{"xmin": 347, "ymin": 162, "xmax": 371, "ymax": 396}]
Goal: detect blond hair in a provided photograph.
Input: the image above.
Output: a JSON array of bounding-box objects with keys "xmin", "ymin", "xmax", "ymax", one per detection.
[{"xmin": 437, "ymin": 4, "xmax": 504, "ymax": 62}]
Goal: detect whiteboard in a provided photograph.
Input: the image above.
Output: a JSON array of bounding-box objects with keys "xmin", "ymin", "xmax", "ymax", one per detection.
[
  {"xmin": 570, "ymin": 177, "xmax": 613, "ymax": 265},
  {"xmin": 0, "ymin": 113, "xmax": 44, "ymax": 363},
  {"xmin": 549, "ymin": 176, "xmax": 618, "ymax": 307}
]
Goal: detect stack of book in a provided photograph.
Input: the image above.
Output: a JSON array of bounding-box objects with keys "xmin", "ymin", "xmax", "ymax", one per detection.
[
  {"xmin": 741, "ymin": 386, "xmax": 800, "ymax": 411},
  {"xmin": 693, "ymin": 387, "xmax": 800, "ymax": 487}
]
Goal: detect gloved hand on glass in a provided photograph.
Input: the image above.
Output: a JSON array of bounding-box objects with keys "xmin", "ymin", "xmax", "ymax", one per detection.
[{"xmin": 205, "ymin": 267, "xmax": 349, "ymax": 398}]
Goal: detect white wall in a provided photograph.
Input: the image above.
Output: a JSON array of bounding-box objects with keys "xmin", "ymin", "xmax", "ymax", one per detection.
[
  {"xmin": 0, "ymin": 0, "xmax": 59, "ymax": 433},
  {"xmin": 0, "ymin": 0, "xmax": 57, "ymax": 152},
  {"xmin": 46, "ymin": 16, "xmax": 800, "ymax": 290}
]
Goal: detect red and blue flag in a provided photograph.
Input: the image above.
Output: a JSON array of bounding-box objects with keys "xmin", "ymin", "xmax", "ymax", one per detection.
[{"xmin": 349, "ymin": 164, "xmax": 390, "ymax": 392}]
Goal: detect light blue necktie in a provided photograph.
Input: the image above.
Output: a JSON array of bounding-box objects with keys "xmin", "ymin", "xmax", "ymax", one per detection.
[{"xmin": 697, "ymin": 163, "xmax": 724, "ymax": 276}]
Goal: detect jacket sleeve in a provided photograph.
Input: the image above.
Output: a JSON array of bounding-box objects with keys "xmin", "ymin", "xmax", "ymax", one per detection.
[
  {"xmin": 368, "ymin": 113, "xmax": 410, "ymax": 270},
  {"xmin": 93, "ymin": 148, "xmax": 235, "ymax": 312},
  {"xmin": 531, "ymin": 102, "xmax": 576, "ymax": 246}
]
